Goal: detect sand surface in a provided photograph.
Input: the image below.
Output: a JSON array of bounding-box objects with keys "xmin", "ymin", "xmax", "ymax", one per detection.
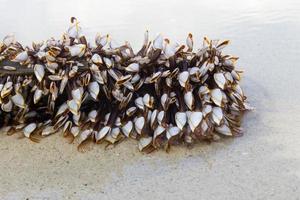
[{"xmin": 0, "ymin": 0, "xmax": 300, "ymax": 199}]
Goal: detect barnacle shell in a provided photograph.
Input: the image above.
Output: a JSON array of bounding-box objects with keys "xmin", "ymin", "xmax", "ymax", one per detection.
[
  {"xmin": 11, "ymin": 93, "xmax": 26, "ymax": 108},
  {"xmin": 23, "ymin": 123, "xmax": 37, "ymax": 138},
  {"xmin": 34, "ymin": 64, "xmax": 45, "ymax": 82}
]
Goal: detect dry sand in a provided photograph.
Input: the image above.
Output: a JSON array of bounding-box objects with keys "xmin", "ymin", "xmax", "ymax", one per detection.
[
  {"xmin": 1, "ymin": 0, "xmax": 300, "ymax": 199},
  {"xmin": 0, "ymin": 89, "xmax": 299, "ymax": 200}
]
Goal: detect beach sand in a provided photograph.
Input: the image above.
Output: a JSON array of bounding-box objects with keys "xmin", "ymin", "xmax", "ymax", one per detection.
[
  {"xmin": 0, "ymin": 0, "xmax": 300, "ymax": 199},
  {"xmin": 0, "ymin": 105, "xmax": 299, "ymax": 200},
  {"xmin": 1, "ymin": 64, "xmax": 299, "ymax": 199}
]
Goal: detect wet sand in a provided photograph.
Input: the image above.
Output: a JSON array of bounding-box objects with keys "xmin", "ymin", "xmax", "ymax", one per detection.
[{"xmin": 0, "ymin": 0, "xmax": 300, "ymax": 199}]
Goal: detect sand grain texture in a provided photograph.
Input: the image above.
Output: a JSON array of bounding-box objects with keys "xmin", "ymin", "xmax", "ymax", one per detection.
[{"xmin": 0, "ymin": 0, "xmax": 300, "ymax": 199}]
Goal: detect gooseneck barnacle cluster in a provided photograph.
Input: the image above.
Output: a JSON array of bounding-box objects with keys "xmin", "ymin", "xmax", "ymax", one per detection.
[{"xmin": 0, "ymin": 18, "xmax": 251, "ymax": 152}]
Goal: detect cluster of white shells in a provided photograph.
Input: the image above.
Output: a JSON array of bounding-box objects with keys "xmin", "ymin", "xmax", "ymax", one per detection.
[{"xmin": 0, "ymin": 18, "xmax": 251, "ymax": 152}]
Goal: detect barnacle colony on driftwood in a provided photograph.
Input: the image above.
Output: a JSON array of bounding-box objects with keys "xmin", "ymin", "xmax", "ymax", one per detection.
[{"xmin": 0, "ymin": 18, "xmax": 252, "ymax": 152}]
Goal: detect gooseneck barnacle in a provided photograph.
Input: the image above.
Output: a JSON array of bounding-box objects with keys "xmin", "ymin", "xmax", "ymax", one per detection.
[{"xmin": 0, "ymin": 17, "xmax": 252, "ymax": 152}]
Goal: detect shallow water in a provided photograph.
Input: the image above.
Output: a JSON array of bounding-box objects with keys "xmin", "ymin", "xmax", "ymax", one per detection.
[{"xmin": 0, "ymin": 0, "xmax": 300, "ymax": 199}]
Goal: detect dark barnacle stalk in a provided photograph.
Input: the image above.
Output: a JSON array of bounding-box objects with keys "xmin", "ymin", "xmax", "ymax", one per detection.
[{"xmin": 0, "ymin": 17, "xmax": 252, "ymax": 153}]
